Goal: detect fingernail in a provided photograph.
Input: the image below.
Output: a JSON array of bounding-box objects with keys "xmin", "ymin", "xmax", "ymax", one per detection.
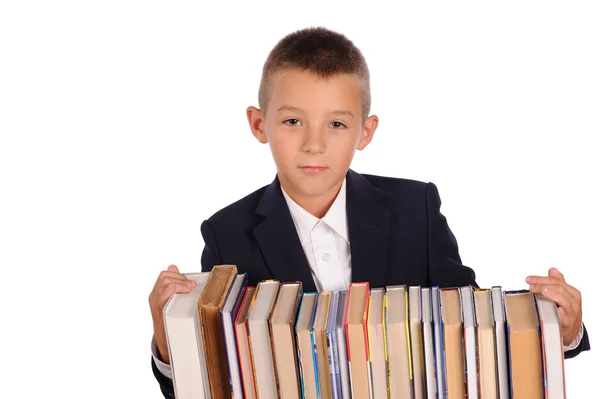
[
  {"xmin": 526, "ymin": 277, "xmax": 531, "ymax": 283},
  {"xmin": 543, "ymin": 286, "xmax": 548, "ymax": 293}
]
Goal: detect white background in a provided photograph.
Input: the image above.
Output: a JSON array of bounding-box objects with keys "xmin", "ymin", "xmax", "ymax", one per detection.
[{"xmin": 1, "ymin": 1, "xmax": 597, "ymax": 398}]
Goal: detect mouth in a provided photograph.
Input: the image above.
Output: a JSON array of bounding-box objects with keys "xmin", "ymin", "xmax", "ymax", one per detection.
[{"xmin": 299, "ymin": 166, "xmax": 329, "ymax": 174}]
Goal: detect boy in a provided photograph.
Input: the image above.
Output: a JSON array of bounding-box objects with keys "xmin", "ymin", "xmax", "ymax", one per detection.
[{"xmin": 148, "ymin": 26, "xmax": 589, "ymax": 397}]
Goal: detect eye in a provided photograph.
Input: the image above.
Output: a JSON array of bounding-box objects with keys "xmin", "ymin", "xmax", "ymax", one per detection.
[
  {"xmin": 331, "ymin": 121, "xmax": 346, "ymax": 129},
  {"xmin": 284, "ymin": 118, "xmax": 301, "ymax": 126}
]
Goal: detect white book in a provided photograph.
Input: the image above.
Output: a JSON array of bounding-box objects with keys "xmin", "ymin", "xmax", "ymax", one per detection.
[
  {"xmin": 535, "ymin": 294, "xmax": 566, "ymax": 399},
  {"xmin": 460, "ymin": 286, "xmax": 479, "ymax": 398},
  {"xmin": 163, "ymin": 272, "xmax": 211, "ymax": 399},
  {"xmin": 248, "ymin": 280, "xmax": 280, "ymax": 399},
  {"xmin": 421, "ymin": 288, "xmax": 437, "ymax": 399},
  {"xmin": 491, "ymin": 286, "xmax": 510, "ymax": 399},
  {"xmin": 431, "ymin": 287, "xmax": 444, "ymax": 399}
]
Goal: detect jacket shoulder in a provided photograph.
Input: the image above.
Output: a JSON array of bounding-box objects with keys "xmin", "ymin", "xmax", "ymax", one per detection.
[
  {"xmin": 204, "ymin": 184, "xmax": 268, "ymax": 226},
  {"xmin": 361, "ymin": 172, "xmax": 429, "ymax": 198}
]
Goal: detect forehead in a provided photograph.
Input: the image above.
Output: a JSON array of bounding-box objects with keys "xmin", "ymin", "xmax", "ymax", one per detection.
[{"xmin": 268, "ymin": 69, "xmax": 362, "ymax": 112}]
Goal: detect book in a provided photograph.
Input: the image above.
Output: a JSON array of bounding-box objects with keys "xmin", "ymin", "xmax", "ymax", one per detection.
[
  {"xmin": 269, "ymin": 282, "xmax": 304, "ymax": 399},
  {"xmin": 234, "ymin": 286, "xmax": 257, "ymax": 399},
  {"xmin": 409, "ymin": 286, "xmax": 425, "ymax": 399},
  {"xmin": 460, "ymin": 285, "xmax": 479, "ymax": 398},
  {"xmin": 421, "ymin": 287, "xmax": 437, "ymax": 399},
  {"xmin": 247, "ymin": 280, "xmax": 280, "ymax": 399},
  {"xmin": 221, "ymin": 273, "xmax": 249, "ymax": 398},
  {"xmin": 367, "ymin": 287, "xmax": 387, "ymax": 399},
  {"xmin": 505, "ymin": 290, "xmax": 543, "ymax": 399},
  {"xmin": 335, "ymin": 291, "xmax": 352, "ymax": 399},
  {"xmin": 535, "ymin": 293, "xmax": 566, "ymax": 399},
  {"xmin": 312, "ymin": 291, "xmax": 333, "ymax": 399},
  {"xmin": 345, "ymin": 282, "xmax": 372, "ymax": 398},
  {"xmin": 440, "ymin": 288, "xmax": 465, "ymax": 399},
  {"xmin": 491, "ymin": 286, "xmax": 510, "ymax": 399},
  {"xmin": 385, "ymin": 285, "xmax": 412, "ymax": 399},
  {"xmin": 296, "ymin": 293, "xmax": 319, "ymax": 399},
  {"xmin": 198, "ymin": 264, "xmax": 238, "ymax": 398},
  {"xmin": 163, "ymin": 272, "xmax": 211, "ymax": 399},
  {"xmin": 474, "ymin": 288, "xmax": 498, "ymax": 399}
]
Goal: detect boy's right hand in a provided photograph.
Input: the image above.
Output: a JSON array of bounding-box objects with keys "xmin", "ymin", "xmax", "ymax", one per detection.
[{"xmin": 149, "ymin": 264, "xmax": 197, "ymax": 364}]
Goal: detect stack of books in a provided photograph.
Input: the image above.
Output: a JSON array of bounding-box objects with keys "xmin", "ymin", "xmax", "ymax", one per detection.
[{"xmin": 163, "ymin": 265, "xmax": 566, "ymax": 399}]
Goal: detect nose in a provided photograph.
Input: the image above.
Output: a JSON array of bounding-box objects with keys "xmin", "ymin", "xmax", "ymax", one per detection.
[{"xmin": 302, "ymin": 127, "xmax": 327, "ymax": 154}]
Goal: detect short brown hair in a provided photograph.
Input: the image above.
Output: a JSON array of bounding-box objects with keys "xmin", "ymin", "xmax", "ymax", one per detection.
[{"xmin": 258, "ymin": 26, "xmax": 371, "ymax": 120}]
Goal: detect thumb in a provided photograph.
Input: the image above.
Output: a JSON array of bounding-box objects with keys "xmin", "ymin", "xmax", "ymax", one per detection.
[{"xmin": 167, "ymin": 264, "xmax": 179, "ymax": 273}]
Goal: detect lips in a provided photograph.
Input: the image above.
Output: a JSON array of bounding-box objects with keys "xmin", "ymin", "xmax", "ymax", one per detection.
[{"xmin": 299, "ymin": 166, "xmax": 329, "ymax": 174}]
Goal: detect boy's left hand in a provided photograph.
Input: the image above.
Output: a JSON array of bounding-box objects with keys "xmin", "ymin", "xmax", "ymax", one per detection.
[{"xmin": 527, "ymin": 267, "xmax": 582, "ymax": 346}]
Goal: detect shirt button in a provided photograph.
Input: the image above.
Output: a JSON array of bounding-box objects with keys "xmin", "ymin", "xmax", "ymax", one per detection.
[{"xmin": 321, "ymin": 253, "xmax": 331, "ymax": 261}]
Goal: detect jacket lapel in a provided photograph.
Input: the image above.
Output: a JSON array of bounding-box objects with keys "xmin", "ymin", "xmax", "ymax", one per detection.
[
  {"xmin": 252, "ymin": 176, "xmax": 317, "ymax": 292},
  {"xmin": 346, "ymin": 169, "xmax": 391, "ymax": 289}
]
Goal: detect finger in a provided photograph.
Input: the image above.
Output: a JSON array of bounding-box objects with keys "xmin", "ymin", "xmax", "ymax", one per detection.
[
  {"xmin": 557, "ymin": 307, "xmax": 570, "ymax": 328},
  {"xmin": 159, "ymin": 270, "xmax": 189, "ymax": 282},
  {"xmin": 533, "ymin": 285, "xmax": 576, "ymax": 315},
  {"xmin": 161, "ymin": 276, "xmax": 196, "ymax": 289},
  {"xmin": 158, "ymin": 282, "xmax": 194, "ymax": 303},
  {"xmin": 548, "ymin": 267, "xmax": 565, "ymax": 283},
  {"xmin": 526, "ymin": 276, "xmax": 562, "ymax": 285},
  {"xmin": 167, "ymin": 264, "xmax": 180, "ymax": 273}
]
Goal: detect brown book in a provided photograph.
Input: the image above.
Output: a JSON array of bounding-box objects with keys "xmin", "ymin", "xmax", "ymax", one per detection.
[
  {"xmin": 198, "ymin": 264, "xmax": 238, "ymax": 398},
  {"xmin": 269, "ymin": 282, "xmax": 304, "ymax": 399},
  {"xmin": 505, "ymin": 291, "xmax": 543, "ymax": 399},
  {"xmin": 345, "ymin": 282, "xmax": 372, "ymax": 398},
  {"xmin": 440, "ymin": 288, "xmax": 465, "ymax": 399}
]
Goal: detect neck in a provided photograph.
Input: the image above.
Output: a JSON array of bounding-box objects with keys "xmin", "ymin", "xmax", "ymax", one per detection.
[{"xmin": 280, "ymin": 178, "xmax": 344, "ymax": 219}]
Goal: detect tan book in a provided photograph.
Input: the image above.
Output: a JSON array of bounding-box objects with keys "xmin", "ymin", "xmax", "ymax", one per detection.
[
  {"xmin": 198, "ymin": 264, "xmax": 238, "ymax": 398},
  {"xmin": 234, "ymin": 286, "xmax": 257, "ymax": 399},
  {"xmin": 367, "ymin": 288, "xmax": 387, "ymax": 399},
  {"xmin": 505, "ymin": 290, "xmax": 543, "ymax": 399},
  {"xmin": 440, "ymin": 288, "xmax": 465, "ymax": 399},
  {"xmin": 460, "ymin": 286, "xmax": 478, "ymax": 398},
  {"xmin": 409, "ymin": 286, "xmax": 425, "ymax": 399},
  {"xmin": 346, "ymin": 282, "xmax": 372, "ymax": 398},
  {"xmin": 269, "ymin": 282, "xmax": 303, "ymax": 399},
  {"xmin": 296, "ymin": 293, "xmax": 318, "ymax": 399},
  {"xmin": 312, "ymin": 292, "xmax": 333, "ymax": 399},
  {"xmin": 385, "ymin": 285, "xmax": 412, "ymax": 399},
  {"xmin": 248, "ymin": 280, "xmax": 280, "ymax": 399},
  {"xmin": 474, "ymin": 289, "xmax": 498, "ymax": 399}
]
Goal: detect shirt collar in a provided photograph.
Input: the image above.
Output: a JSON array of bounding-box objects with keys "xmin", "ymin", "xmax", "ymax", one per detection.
[{"xmin": 281, "ymin": 178, "xmax": 349, "ymax": 245}]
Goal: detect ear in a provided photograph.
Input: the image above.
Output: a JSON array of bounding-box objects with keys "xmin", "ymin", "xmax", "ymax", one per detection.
[
  {"xmin": 356, "ymin": 114, "xmax": 379, "ymax": 150},
  {"xmin": 246, "ymin": 106, "xmax": 268, "ymax": 144}
]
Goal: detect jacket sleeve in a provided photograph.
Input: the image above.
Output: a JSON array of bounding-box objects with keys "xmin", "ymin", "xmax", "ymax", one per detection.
[
  {"xmin": 425, "ymin": 182, "xmax": 478, "ymax": 288},
  {"xmin": 151, "ymin": 219, "xmax": 224, "ymax": 398}
]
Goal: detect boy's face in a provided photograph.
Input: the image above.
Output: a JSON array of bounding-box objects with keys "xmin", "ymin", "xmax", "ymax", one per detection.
[{"xmin": 247, "ymin": 68, "xmax": 378, "ymax": 203}]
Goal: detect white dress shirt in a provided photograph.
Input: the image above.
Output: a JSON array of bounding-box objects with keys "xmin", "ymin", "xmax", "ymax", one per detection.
[{"xmin": 151, "ymin": 176, "xmax": 583, "ymax": 378}]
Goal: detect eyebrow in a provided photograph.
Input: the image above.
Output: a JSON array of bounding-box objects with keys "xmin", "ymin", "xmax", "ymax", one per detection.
[{"xmin": 276, "ymin": 105, "xmax": 355, "ymax": 118}]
